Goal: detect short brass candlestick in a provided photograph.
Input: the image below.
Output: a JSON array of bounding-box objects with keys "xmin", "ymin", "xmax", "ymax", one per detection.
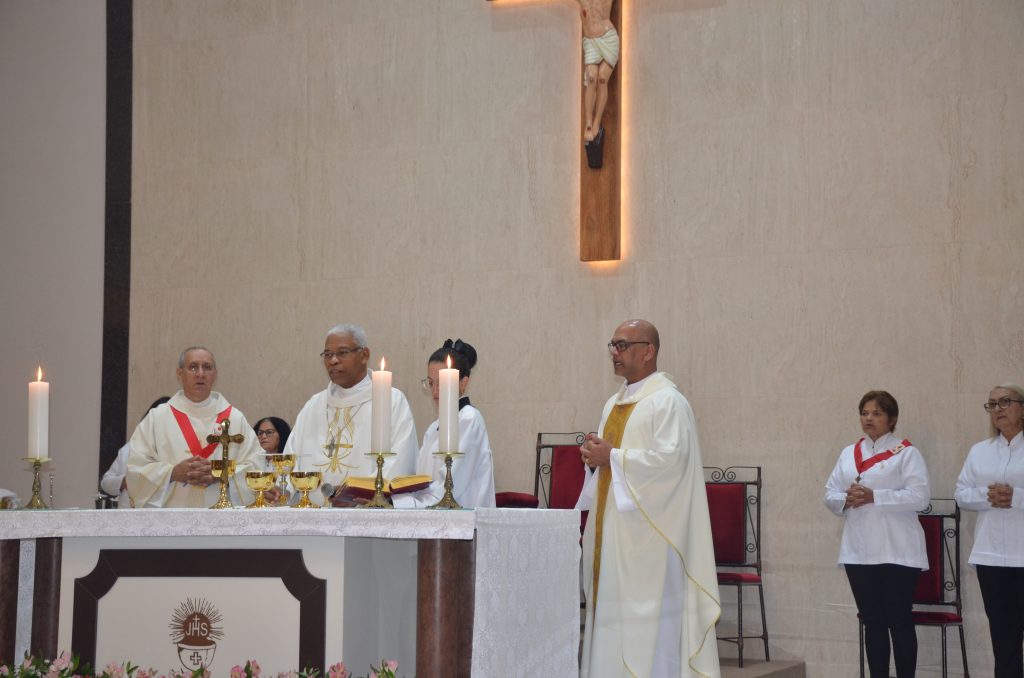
[
  {"xmin": 361, "ymin": 451, "xmax": 396, "ymax": 509},
  {"xmin": 207, "ymin": 419, "xmax": 244, "ymax": 509},
  {"xmin": 429, "ymin": 452, "xmax": 464, "ymax": 510},
  {"xmin": 22, "ymin": 457, "xmax": 51, "ymax": 510}
]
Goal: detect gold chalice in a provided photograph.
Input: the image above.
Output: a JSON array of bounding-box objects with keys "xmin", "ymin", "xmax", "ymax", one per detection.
[
  {"xmin": 268, "ymin": 454, "xmax": 295, "ymax": 505},
  {"xmin": 290, "ymin": 471, "xmax": 322, "ymax": 509},
  {"xmin": 209, "ymin": 459, "xmax": 237, "ymax": 509},
  {"xmin": 245, "ymin": 471, "xmax": 276, "ymax": 508}
]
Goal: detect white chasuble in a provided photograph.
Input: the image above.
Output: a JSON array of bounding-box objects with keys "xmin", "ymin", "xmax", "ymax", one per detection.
[
  {"xmin": 284, "ymin": 372, "xmax": 418, "ymax": 505},
  {"xmin": 392, "ymin": 402, "xmax": 496, "ymax": 509},
  {"xmin": 126, "ymin": 391, "xmax": 263, "ymax": 508},
  {"xmin": 577, "ymin": 372, "xmax": 721, "ymax": 678}
]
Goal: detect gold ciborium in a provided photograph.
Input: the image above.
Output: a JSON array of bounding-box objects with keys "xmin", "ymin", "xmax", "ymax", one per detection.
[
  {"xmin": 245, "ymin": 471, "xmax": 276, "ymax": 508},
  {"xmin": 290, "ymin": 471, "xmax": 322, "ymax": 509},
  {"xmin": 209, "ymin": 459, "xmax": 237, "ymax": 509},
  {"xmin": 268, "ymin": 453, "xmax": 295, "ymax": 505}
]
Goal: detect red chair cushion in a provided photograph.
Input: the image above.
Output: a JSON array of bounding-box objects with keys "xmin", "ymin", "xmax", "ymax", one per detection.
[
  {"xmin": 706, "ymin": 483, "xmax": 747, "ymax": 564},
  {"xmin": 495, "ymin": 491, "xmax": 539, "ymax": 508},
  {"xmin": 549, "ymin": 445, "xmax": 586, "ymax": 510},
  {"xmin": 912, "ymin": 611, "xmax": 963, "ymax": 624},
  {"xmin": 914, "ymin": 515, "xmax": 944, "ymax": 603},
  {"xmin": 717, "ymin": 572, "xmax": 762, "ymax": 584}
]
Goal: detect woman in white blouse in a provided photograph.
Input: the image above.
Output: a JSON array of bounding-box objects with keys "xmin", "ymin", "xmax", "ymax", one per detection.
[
  {"xmin": 825, "ymin": 390, "xmax": 930, "ymax": 678},
  {"xmin": 956, "ymin": 383, "xmax": 1024, "ymax": 678},
  {"xmin": 392, "ymin": 339, "xmax": 496, "ymax": 509}
]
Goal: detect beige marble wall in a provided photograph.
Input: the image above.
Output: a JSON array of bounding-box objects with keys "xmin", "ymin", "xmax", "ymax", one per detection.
[{"xmin": 131, "ymin": 0, "xmax": 1023, "ymax": 674}]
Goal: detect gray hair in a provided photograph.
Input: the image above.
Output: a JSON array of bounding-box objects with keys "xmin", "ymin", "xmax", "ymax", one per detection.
[
  {"xmin": 178, "ymin": 346, "xmax": 216, "ymax": 368},
  {"xmin": 325, "ymin": 324, "xmax": 368, "ymax": 347},
  {"xmin": 997, "ymin": 383, "xmax": 1024, "ymax": 401}
]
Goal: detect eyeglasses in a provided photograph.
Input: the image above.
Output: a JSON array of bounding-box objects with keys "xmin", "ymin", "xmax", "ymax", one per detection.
[
  {"xmin": 320, "ymin": 347, "xmax": 363, "ymax": 362},
  {"xmin": 607, "ymin": 340, "xmax": 650, "ymax": 354},
  {"xmin": 984, "ymin": 397, "xmax": 1024, "ymax": 412},
  {"xmin": 256, "ymin": 429, "xmax": 278, "ymax": 438},
  {"xmin": 421, "ymin": 378, "xmax": 437, "ymax": 392},
  {"xmin": 184, "ymin": 363, "xmax": 216, "ymax": 374}
]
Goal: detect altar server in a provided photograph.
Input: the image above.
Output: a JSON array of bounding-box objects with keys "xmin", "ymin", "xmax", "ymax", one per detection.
[
  {"xmin": 956, "ymin": 383, "xmax": 1024, "ymax": 678},
  {"xmin": 824, "ymin": 390, "xmax": 930, "ymax": 678},
  {"xmin": 127, "ymin": 347, "xmax": 263, "ymax": 508},
  {"xmin": 284, "ymin": 324, "xmax": 417, "ymax": 505},
  {"xmin": 576, "ymin": 319, "xmax": 721, "ymax": 678},
  {"xmin": 392, "ymin": 338, "xmax": 496, "ymax": 509}
]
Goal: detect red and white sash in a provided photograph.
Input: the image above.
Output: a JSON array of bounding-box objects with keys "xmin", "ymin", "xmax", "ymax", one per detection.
[
  {"xmin": 170, "ymin": 405, "xmax": 233, "ymax": 459},
  {"xmin": 854, "ymin": 437, "xmax": 911, "ymax": 477}
]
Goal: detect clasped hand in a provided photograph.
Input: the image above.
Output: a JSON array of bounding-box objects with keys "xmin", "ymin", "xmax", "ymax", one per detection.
[
  {"xmin": 988, "ymin": 483, "xmax": 1013, "ymax": 509},
  {"xmin": 171, "ymin": 457, "xmax": 214, "ymax": 487},
  {"xmin": 580, "ymin": 433, "xmax": 612, "ymax": 468},
  {"xmin": 845, "ymin": 483, "xmax": 874, "ymax": 509}
]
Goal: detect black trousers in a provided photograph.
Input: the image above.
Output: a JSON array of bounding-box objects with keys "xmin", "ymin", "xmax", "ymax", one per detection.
[
  {"xmin": 846, "ymin": 563, "xmax": 921, "ymax": 678},
  {"xmin": 977, "ymin": 564, "xmax": 1024, "ymax": 678}
]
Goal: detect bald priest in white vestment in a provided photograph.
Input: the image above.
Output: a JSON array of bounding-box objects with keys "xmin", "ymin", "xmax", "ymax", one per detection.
[
  {"xmin": 577, "ymin": 320, "xmax": 721, "ymax": 678},
  {"xmin": 127, "ymin": 347, "xmax": 263, "ymax": 508},
  {"xmin": 284, "ymin": 324, "xmax": 418, "ymax": 506}
]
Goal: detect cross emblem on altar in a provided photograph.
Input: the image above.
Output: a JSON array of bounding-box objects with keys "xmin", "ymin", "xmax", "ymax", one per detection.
[{"xmin": 488, "ymin": 0, "xmax": 624, "ymax": 262}]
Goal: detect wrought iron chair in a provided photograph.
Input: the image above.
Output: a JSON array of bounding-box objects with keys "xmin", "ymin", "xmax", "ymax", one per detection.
[
  {"xmin": 705, "ymin": 465, "xmax": 768, "ymax": 667},
  {"xmin": 495, "ymin": 432, "xmax": 588, "ymax": 512},
  {"xmin": 858, "ymin": 499, "xmax": 969, "ymax": 678}
]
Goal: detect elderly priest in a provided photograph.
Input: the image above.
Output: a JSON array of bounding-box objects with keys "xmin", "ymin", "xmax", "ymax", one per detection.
[
  {"xmin": 126, "ymin": 346, "xmax": 263, "ymax": 508},
  {"xmin": 284, "ymin": 324, "xmax": 418, "ymax": 505}
]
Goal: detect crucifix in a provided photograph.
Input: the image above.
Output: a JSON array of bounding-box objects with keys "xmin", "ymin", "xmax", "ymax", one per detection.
[
  {"xmin": 320, "ymin": 436, "xmax": 354, "ymax": 474},
  {"xmin": 206, "ymin": 418, "xmax": 244, "ymax": 509},
  {"xmin": 489, "ymin": 0, "xmax": 622, "ymax": 262}
]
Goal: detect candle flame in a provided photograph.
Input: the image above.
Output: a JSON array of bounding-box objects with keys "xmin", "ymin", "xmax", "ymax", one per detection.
[
  {"xmin": 447, "ymin": 355, "xmax": 452, "ymax": 369},
  {"xmin": 380, "ymin": 357, "xmax": 386, "ymax": 371},
  {"xmin": 36, "ymin": 366, "xmax": 43, "ymax": 382}
]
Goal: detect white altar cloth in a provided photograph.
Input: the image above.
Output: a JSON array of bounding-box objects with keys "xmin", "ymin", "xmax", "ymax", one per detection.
[{"xmin": 1, "ymin": 507, "xmax": 581, "ymax": 677}]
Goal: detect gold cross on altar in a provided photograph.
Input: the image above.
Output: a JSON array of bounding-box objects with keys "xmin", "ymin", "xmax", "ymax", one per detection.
[
  {"xmin": 320, "ymin": 437, "xmax": 354, "ymax": 473},
  {"xmin": 488, "ymin": 0, "xmax": 623, "ymax": 262},
  {"xmin": 206, "ymin": 419, "xmax": 244, "ymax": 461}
]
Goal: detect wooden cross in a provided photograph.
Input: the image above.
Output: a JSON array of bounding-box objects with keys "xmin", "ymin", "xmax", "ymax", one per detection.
[
  {"xmin": 206, "ymin": 419, "xmax": 244, "ymax": 463},
  {"xmin": 488, "ymin": 0, "xmax": 622, "ymax": 262}
]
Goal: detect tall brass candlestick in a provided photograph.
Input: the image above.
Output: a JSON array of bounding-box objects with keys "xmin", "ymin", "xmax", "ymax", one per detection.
[
  {"xmin": 207, "ymin": 419, "xmax": 244, "ymax": 509},
  {"xmin": 362, "ymin": 451, "xmax": 396, "ymax": 509},
  {"xmin": 22, "ymin": 457, "xmax": 51, "ymax": 510},
  {"xmin": 429, "ymin": 452, "xmax": 464, "ymax": 510}
]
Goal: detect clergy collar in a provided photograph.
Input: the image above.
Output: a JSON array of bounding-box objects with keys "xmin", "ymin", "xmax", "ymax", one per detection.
[
  {"xmin": 328, "ymin": 371, "xmax": 371, "ymax": 398},
  {"xmin": 624, "ymin": 373, "xmax": 655, "ymax": 398}
]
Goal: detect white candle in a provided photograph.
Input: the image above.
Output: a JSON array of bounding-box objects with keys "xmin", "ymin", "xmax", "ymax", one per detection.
[
  {"xmin": 370, "ymin": 358, "xmax": 392, "ymax": 453},
  {"xmin": 438, "ymin": 356, "xmax": 460, "ymax": 453},
  {"xmin": 28, "ymin": 366, "xmax": 50, "ymax": 459}
]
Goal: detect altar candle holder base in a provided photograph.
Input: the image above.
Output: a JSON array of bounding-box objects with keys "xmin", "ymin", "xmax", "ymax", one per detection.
[
  {"xmin": 361, "ymin": 451, "xmax": 396, "ymax": 509},
  {"xmin": 429, "ymin": 452, "xmax": 464, "ymax": 510},
  {"xmin": 209, "ymin": 459, "xmax": 237, "ymax": 510},
  {"xmin": 22, "ymin": 457, "xmax": 51, "ymax": 510}
]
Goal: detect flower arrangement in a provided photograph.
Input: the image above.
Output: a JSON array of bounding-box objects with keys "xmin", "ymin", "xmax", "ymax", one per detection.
[{"xmin": 0, "ymin": 654, "xmax": 401, "ymax": 678}]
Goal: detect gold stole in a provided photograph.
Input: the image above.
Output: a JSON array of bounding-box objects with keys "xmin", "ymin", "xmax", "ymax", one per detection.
[{"xmin": 592, "ymin": 402, "xmax": 638, "ymax": 611}]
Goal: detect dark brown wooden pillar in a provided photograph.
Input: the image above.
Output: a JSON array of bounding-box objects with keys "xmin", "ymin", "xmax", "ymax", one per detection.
[
  {"xmin": 416, "ymin": 539, "xmax": 475, "ymax": 678},
  {"xmin": 30, "ymin": 538, "xmax": 62, "ymax": 659},
  {"xmin": 0, "ymin": 540, "xmax": 20, "ymax": 663}
]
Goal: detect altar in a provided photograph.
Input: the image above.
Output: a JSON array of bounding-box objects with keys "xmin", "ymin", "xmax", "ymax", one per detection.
[{"xmin": 0, "ymin": 507, "xmax": 581, "ymax": 677}]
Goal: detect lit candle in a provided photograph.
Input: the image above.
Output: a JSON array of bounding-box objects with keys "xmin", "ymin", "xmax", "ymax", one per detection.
[
  {"xmin": 438, "ymin": 356, "xmax": 460, "ymax": 453},
  {"xmin": 28, "ymin": 366, "xmax": 50, "ymax": 459},
  {"xmin": 370, "ymin": 358, "xmax": 392, "ymax": 453}
]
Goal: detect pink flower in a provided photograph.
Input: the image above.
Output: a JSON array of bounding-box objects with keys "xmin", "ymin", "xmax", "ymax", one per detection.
[
  {"xmin": 327, "ymin": 662, "xmax": 350, "ymax": 678},
  {"xmin": 105, "ymin": 661, "xmax": 125, "ymax": 678},
  {"xmin": 231, "ymin": 666, "xmax": 245, "ymax": 678},
  {"xmin": 369, "ymin": 672, "xmax": 378, "ymax": 678},
  {"xmin": 384, "ymin": 660, "xmax": 398, "ymax": 671},
  {"xmin": 0, "ymin": 665, "xmax": 9, "ymax": 675},
  {"xmin": 247, "ymin": 660, "xmax": 261, "ymax": 677},
  {"xmin": 22, "ymin": 659, "xmax": 33, "ymax": 670},
  {"xmin": 54, "ymin": 651, "xmax": 73, "ymax": 671}
]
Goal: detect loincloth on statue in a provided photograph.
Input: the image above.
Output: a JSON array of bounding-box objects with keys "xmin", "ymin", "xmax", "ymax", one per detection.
[{"xmin": 582, "ymin": 27, "xmax": 620, "ymax": 79}]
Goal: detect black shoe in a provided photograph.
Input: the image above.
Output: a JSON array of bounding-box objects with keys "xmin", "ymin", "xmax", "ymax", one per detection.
[{"xmin": 585, "ymin": 127, "xmax": 605, "ymax": 169}]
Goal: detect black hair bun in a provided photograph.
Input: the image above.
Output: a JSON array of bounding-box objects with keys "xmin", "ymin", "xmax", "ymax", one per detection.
[{"xmin": 444, "ymin": 338, "xmax": 478, "ymax": 370}]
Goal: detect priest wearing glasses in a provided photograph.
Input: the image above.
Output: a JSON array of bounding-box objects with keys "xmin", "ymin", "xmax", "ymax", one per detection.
[
  {"xmin": 126, "ymin": 346, "xmax": 264, "ymax": 508},
  {"xmin": 284, "ymin": 324, "xmax": 418, "ymax": 506}
]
